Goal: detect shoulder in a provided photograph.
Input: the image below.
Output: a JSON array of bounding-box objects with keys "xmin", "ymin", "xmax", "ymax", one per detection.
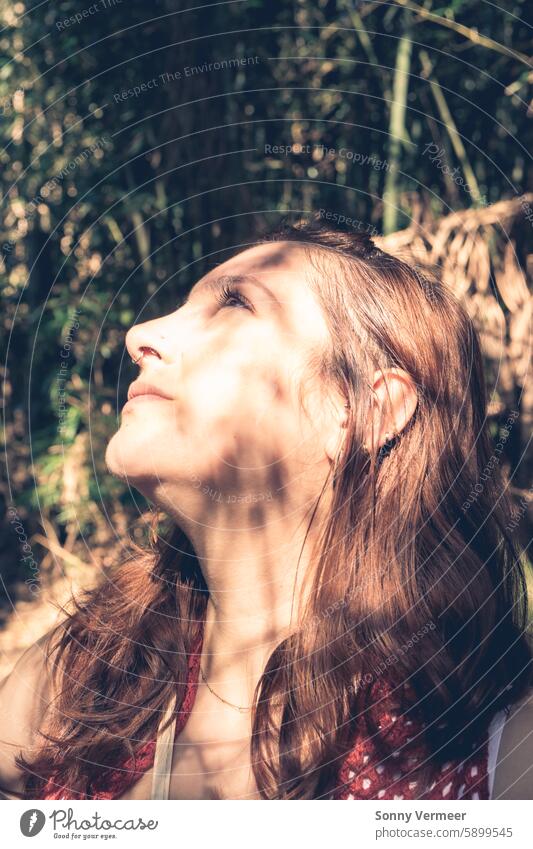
[
  {"xmin": 492, "ymin": 687, "xmax": 533, "ymax": 800},
  {"xmin": 0, "ymin": 629, "xmax": 59, "ymax": 796}
]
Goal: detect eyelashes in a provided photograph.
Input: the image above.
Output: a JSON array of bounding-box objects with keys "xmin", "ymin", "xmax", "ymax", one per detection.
[{"xmin": 214, "ymin": 283, "xmax": 254, "ymax": 311}]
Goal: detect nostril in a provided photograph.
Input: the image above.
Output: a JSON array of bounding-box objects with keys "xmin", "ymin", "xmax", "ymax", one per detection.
[
  {"xmin": 142, "ymin": 346, "xmax": 161, "ymax": 358},
  {"xmin": 131, "ymin": 345, "xmax": 161, "ymax": 366}
]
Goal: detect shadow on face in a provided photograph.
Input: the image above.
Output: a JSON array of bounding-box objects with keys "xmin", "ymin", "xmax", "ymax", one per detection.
[{"xmin": 105, "ymin": 242, "xmax": 342, "ymax": 536}]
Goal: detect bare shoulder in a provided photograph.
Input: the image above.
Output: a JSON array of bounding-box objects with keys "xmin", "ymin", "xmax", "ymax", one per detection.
[
  {"xmin": 0, "ymin": 628, "xmax": 60, "ymax": 796},
  {"xmin": 492, "ymin": 687, "xmax": 533, "ymax": 800}
]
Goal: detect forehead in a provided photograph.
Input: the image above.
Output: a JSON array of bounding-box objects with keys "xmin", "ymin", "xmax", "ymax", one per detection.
[{"xmin": 196, "ymin": 241, "xmax": 310, "ymax": 296}]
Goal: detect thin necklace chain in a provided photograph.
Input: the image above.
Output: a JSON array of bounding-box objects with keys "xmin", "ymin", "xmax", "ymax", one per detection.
[{"xmin": 199, "ymin": 666, "xmax": 252, "ymax": 713}]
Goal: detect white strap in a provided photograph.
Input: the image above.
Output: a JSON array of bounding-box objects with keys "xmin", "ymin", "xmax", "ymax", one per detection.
[
  {"xmin": 151, "ymin": 692, "xmax": 178, "ymax": 800},
  {"xmin": 487, "ymin": 707, "xmax": 510, "ymax": 799}
]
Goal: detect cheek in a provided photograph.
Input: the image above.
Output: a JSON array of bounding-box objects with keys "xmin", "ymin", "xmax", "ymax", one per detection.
[
  {"xmin": 180, "ymin": 330, "xmax": 277, "ymax": 416},
  {"xmin": 186, "ymin": 355, "xmax": 287, "ymax": 437},
  {"xmin": 179, "ymin": 337, "xmax": 307, "ymax": 460}
]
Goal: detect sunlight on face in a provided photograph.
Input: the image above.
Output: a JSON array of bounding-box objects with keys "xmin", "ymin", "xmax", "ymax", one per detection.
[{"xmin": 105, "ymin": 242, "xmax": 337, "ymax": 516}]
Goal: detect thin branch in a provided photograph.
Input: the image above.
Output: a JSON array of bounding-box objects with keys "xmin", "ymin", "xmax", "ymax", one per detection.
[
  {"xmin": 383, "ymin": 15, "xmax": 414, "ymax": 234},
  {"xmin": 419, "ymin": 49, "xmax": 483, "ymax": 205},
  {"xmin": 32, "ymin": 533, "xmax": 88, "ymax": 572},
  {"xmin": 394, "ymin": 0, "xmax": 531, "ymax": 68}
]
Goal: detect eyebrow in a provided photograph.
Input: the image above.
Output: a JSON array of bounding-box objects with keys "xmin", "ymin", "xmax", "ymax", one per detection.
[{"xmin": 186, "ymin": 274, "xmax": 282, "ymax": 309}]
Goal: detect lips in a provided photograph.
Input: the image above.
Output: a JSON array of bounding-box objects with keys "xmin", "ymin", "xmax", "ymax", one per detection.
[{"xmin": 127, "ymin": 380, "xmax": 173, "ymax": 402}]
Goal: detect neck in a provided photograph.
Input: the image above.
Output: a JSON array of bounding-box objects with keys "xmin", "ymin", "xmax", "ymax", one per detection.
[{"xmin": 179, "ymin": 501, "xmax": 325, "ymax": 699}]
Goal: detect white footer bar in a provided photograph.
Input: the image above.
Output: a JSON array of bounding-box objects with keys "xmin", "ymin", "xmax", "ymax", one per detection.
[{"xmin": 4, "ymin": 799, "xmax": 529, "ymax": 848}]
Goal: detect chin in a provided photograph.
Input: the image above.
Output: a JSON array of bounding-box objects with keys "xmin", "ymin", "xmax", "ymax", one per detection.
[
  {"xmin": 105, "ymin": 432, "xmax": 191, "ymax": 509},
  {"xmin": 105, "ymin": 430, "xmax": 154, "ymax": 482},
  {"xmin": 105, "ymin": 443, "xmax": 132, "ymax": 481}
]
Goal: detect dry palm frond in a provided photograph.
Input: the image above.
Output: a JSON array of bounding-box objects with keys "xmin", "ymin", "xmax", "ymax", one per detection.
[{"xmin": 376, "ymin": 193, "xmax": 532, "ymax": 468}]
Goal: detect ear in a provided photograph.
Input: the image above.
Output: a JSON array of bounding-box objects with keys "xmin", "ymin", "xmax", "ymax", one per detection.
[{"xmin": 365, "ymin": 367, "xmax": 418, "ymax": 450}]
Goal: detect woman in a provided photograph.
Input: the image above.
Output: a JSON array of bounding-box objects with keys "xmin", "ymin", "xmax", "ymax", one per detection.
[{"xmin": 1, "ymin": 217, "xmax": 531, "ymax": 800}]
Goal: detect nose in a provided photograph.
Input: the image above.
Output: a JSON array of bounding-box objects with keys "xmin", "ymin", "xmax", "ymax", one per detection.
[{"xmin": 126, "ymin": 318, "xmax": 169, "ymax": 367}]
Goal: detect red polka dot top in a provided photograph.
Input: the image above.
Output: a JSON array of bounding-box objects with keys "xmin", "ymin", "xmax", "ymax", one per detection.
[{"xmin": 39, "ymin": 635, "xmax": 509, "ymax": 801}]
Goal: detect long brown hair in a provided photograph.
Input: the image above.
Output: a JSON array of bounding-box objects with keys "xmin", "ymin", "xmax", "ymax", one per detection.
[{"xmin": 12, "ymin": 216, "xmax": 532, "ymax": 799}]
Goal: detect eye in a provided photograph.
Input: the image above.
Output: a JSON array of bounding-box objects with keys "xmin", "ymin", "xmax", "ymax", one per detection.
[{"xmin": 215, "ymin": 284, "xmax": 253, "ymax": 311}]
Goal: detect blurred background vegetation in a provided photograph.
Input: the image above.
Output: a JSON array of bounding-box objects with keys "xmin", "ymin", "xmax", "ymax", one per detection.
[{"xmin": 1, "ymin": 0, "xmax": 531, "ymax": 671}]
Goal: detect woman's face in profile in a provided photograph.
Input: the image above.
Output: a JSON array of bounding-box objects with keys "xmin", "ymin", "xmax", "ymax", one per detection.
[{"xmin": 105, "ymin": 241, "xmax": 341, "ymax": 515}]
